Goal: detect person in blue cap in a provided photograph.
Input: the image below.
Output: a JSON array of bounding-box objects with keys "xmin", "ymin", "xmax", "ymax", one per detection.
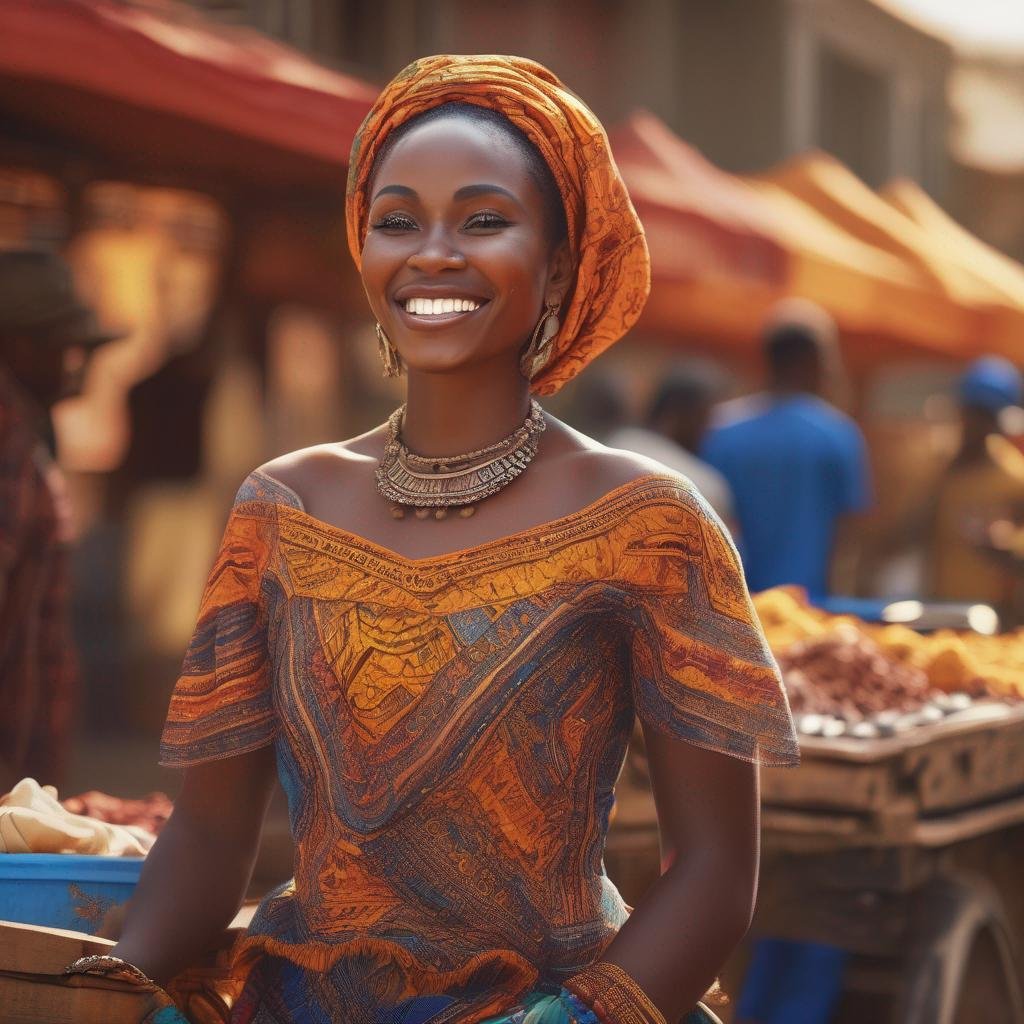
[{"xmin": 927, "ymin": 356, "xmax": 1024, "ymax": 621}]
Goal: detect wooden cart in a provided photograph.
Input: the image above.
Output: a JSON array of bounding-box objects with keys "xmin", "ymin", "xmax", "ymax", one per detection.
[{"xmin": 608, "ymin": 702, "xmax": 1024, "ymax": 1023}]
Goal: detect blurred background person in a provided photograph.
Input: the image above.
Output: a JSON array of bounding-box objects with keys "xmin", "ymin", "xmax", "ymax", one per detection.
[
  {"xmin": 566, "ymin": 372, "xmax": 630, "ymax": 445},
  {"xmin": 702, "ymin": 299, "xmax": 873, "ymax": 599},
  {"xmin": 607, "ymin": 363, "xmax": 735, "ymax": 526},
  {"xmin": 0, "ymin": 248, "xmax": 119, "ymax": 790},
  {"xmin": 927, "ymin": 357, "xmax": 1024, "ymax": 621}
]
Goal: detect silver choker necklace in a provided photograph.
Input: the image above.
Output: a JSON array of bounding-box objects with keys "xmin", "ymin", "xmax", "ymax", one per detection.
[{"xmin": 376, "ymin": 401, "xmax": 546, "ymax": 520}]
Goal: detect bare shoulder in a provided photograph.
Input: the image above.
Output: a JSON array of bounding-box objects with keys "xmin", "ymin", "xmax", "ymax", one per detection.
[
  {"xmin": 543, "ymin": 417, "xmax": 729, "ymax": 539},
  {"xmin": 255, "ymin": 425, "xmax": 387, "ymax": 507},
  {"xmin": 540, "ymin": 415, "xmax": 685, "ymax": 501}
]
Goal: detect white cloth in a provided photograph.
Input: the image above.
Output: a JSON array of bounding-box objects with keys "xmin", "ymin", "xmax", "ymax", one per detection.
[
  {"xmin": 0, "ymin": 778, "xmax": 154, "ymax": 856},
  {"xmin": 607, "ymin": 426, "xmax": 736, "ymax": 523}
]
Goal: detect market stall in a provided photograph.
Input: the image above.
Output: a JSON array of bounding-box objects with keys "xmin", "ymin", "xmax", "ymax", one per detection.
[
  {"xmin": 610, "ymin": 589, "xmax": 1024, "ymax": 1023},
  {"xmin": 0, "ymin": 0, "xmax": 382, "ymax": 747},
  {"xmin": 0, "ymin": 0, "xmax": 380, "ymax": 458}
]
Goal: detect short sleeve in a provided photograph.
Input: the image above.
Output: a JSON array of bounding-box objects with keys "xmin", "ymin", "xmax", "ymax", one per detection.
[
  {"xmin": 159, "ymin": 484, "xmax": 276, "ymax": 768},
  {"xmin": 628, "ymin": 484, "xmax": 800, "ymax": 767}
]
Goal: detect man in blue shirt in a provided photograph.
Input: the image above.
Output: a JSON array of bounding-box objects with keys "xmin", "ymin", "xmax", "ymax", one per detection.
[{"xmin": 702, "ymin": 300, "xmax": 872, "ymax": 598}]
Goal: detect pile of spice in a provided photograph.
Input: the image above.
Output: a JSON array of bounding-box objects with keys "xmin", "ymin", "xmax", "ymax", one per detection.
[
  {"xmin": 754, "ymin": 586, "xmax": 1024, "ymax": 700},
  {"xmin": 779, "ymin": 625, "xmax": 973, "ymax": 738}
]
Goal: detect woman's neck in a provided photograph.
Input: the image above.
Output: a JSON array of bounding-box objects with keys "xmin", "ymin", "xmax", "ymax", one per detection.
[{"xmin": 400, "ymin": 361, "xmax": 533, "ymax": 457}]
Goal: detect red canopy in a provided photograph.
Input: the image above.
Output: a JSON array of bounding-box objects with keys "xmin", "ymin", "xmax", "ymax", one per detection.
[
  {"xmin": 610, "ymin": 110, "xmax": 786, "ymax": 287},
  {"xmin": 0, "ymin": 0, "xmax": 378, "ymax": 190}
]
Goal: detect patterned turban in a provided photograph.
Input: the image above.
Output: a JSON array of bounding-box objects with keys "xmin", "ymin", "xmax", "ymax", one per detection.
[{"xmin": 345, "ymin": 54, "xmax": 650, "ymax": 396}]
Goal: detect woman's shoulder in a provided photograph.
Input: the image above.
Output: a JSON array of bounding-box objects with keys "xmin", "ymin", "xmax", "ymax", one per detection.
[
  {"xmin": 240, "ymin": 428, "xmax": 387, "ymax": 512},
  {"xmin": 549, "ymin": 421, "xmax": 714, "ymax": 520}
]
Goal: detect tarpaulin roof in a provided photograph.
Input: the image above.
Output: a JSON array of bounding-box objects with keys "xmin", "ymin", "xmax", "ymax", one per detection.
[
  {"xmin": 0, "ymin": 0, "xmax": 378, "ymax": 191},
  {"xmin": 746, "ymin": 174, "xmax": 977, "ymax": 361},
  {"xmin": 610, "ymin": 111, "xmax": 786, "ymax": 286},
  {"xmin": 882, "ymin": 177, "xmax": 1024, "ymax": 309},
  {"xmin": 758, "ymin": 152, "xmax": 1024, "ymax": 362}
]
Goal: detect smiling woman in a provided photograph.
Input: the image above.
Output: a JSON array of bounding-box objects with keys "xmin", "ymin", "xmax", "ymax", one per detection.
[{"xmin": 79, "ymin": 54, "xmax": 800, "ymax": 1024}]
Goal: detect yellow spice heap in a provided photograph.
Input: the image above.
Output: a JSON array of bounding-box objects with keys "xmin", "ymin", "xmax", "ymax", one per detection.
[{"xmin": 753, "ymin": 587, "xmax": 1024, "ymax": 699}]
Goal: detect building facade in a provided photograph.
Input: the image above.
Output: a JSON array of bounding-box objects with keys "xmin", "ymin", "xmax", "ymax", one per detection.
[{"xmin": 187, "ymin": 0, "xmax": 954, "ymax": 197}]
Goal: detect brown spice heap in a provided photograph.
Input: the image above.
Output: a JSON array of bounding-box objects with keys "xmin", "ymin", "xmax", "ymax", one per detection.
[{"xmin": 780, "ymin": 625, "xmax": 937, "ymax": 722}]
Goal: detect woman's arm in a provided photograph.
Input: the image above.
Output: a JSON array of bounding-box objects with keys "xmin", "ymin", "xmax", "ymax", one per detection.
[
  {"xmin": 111, "ymin": 743, "xmax": 278, "ymax": 985},
  {"xmin": 597, "ymin": 726, "xmax": 760, "ymax": 1021}
]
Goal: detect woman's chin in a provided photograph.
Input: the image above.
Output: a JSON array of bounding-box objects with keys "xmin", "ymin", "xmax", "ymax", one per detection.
[{"xmin": 397, "ymin": 342, "xmax": 516, "ymax": 378}]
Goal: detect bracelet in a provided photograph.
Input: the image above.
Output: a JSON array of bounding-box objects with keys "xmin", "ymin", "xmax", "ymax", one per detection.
[
  {"xmin": 564, "ymin": 962, "xmax": 667, "ymax": 1024},
  {"xmin": 64, "ymin": 953, "xmax": 157, "ymax": 989}
]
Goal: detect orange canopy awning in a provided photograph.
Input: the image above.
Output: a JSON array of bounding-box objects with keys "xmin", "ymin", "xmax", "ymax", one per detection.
[
  {"xmin": 883, "ymin": 178, "xmax": 1024, "ymax": 304},
  {"xmin": 610, "ymin": 111, "xmax": 786, "ymax": 286},
  {"xmin": 0, "ymin": 0, "xmax": 378, "ymax": 191},
  {"xmin": 749, "ymin": 177, "xmax": 969, "ymax": 350},
  {"xmin": 756, "ymin": 153, "xmax": 1024, "ymax": 363}
]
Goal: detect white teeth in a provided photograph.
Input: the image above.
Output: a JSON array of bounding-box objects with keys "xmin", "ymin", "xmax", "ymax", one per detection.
[{"xmin": 403, "ymin": 297, "xmax": 481, "ymax": 315}]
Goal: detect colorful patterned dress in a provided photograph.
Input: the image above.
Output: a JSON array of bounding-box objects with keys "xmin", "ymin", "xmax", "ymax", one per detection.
[{"xmin": 159, "ymin": 470, "xmax": 799, "ymax": 1024}]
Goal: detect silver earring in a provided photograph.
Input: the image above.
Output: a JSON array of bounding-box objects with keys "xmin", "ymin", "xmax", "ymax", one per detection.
[
  {"xmin": 376, "ymin": 322, "xmax": 402, "ymax": 378},
  {"xmin": 520, "ymin": 300, "xmax": 560, "ymax": 379}
]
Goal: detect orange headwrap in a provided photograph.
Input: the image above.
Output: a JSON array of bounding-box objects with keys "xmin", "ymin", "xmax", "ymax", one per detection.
[{"xmin": 345, "ymin": 54, "xmax": 650, "ymax": 396}]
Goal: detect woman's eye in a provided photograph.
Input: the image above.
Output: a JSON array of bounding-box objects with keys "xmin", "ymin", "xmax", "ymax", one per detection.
[
  {"xmin": 372, "ymin": 213, "xmax": 417, "ymax": 231},
  {"xmin": 465, "ymin": 212, "xmax": 509, "ymax": 230}
]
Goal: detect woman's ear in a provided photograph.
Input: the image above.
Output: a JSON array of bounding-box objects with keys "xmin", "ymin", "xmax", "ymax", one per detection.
[{"xmin": 546, "ymin": 241, "xmax": 574, "ymax": 301}]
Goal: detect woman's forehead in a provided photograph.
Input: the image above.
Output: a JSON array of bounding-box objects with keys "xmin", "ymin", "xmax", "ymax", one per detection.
[{"xmin": 371, "ymin": 116, "xmax": 541, "ymax": 200}]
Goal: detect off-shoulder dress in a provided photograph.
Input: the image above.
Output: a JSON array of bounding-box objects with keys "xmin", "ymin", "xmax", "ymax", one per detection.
[{"xmin": 159, "ymin": 469, "xmax": 799, "ymax": 1024}]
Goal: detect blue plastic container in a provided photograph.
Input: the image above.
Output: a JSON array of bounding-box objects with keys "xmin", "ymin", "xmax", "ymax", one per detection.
[{"xmin": 0, "ymin": 853, "xmax": 145, "ymax": 934}]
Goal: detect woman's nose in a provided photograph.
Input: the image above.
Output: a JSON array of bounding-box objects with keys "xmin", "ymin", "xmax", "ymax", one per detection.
[{"xmin": 406, "ymin": 227, "xmax": 467, "ymax": 273}]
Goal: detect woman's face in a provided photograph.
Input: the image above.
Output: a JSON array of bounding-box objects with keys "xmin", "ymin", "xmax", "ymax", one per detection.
[{"xmin": 361, "ymin": 115, "xmax": 568, "ymax": 377}]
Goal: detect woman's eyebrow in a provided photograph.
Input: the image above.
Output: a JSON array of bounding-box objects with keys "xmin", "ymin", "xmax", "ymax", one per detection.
[
  {"xmin": 371, "ymin": 184, "xmax": 417, "ymax": 202},
  {"xmin": 453, "ymin": 184, "xmax": 523, "ymax": 207}
]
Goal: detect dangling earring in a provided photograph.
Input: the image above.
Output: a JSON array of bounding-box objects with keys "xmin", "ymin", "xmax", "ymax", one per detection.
[
  {"xmin": 376, "ymin": 322, "xmax": 402, "ymax": 378},
  {"xmin": 520, "ymin": 300, "xmax": 561, "ymax": 380}
]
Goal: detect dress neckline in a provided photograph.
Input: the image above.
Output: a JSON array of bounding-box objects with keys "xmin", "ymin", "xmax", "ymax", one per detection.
[{"xmin": 253, "ymin": 469, "xmax": 680, "ymax": 568}]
